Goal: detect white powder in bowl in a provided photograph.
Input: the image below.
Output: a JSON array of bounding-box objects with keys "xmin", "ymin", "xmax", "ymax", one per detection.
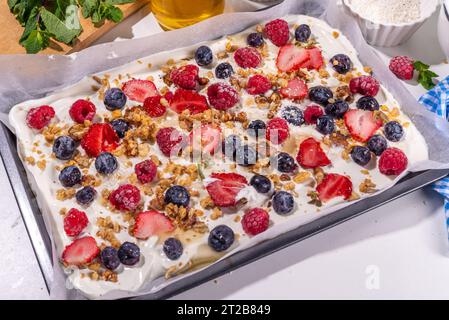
[{"xmin": 348, "ymin": 0, "xmax": 421, "ymax": 24}]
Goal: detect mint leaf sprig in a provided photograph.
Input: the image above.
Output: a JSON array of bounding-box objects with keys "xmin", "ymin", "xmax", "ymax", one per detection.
[
  {"xmin": 8, "ymin": 0, "xmax": 134, "ymax": 54},
  {"xmin": 413, "ymin": 61, "xmax": 439, "ymax": 90}
]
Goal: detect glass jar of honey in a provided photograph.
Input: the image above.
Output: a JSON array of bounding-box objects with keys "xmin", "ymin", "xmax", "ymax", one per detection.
[{"xmin": 151, "ymin": 0, "xmax": 225, "ymax": 30}]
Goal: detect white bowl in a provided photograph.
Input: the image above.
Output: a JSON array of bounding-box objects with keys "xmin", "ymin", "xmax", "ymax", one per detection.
[
  {"xmin": 341, "ymin": 0, "xmax": 440, "ymax": 47},
  {"xmin": 438, "ymin": 0, "xmax": 449, "ymax": 58}
]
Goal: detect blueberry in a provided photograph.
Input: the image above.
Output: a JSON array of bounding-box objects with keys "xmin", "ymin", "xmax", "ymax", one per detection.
[
  {"xmin": 163, "ymin": 237, "xmax": 183, "ymax": 260},
  {"xmin": 95, "ymin": 152, "xmax": 118, "ymax": 175},
  {"xmin": 215, "ymin": 62, "xmax": 234, "ymax": 79},
  {"xmin": 110, "ymin": 119, "xmax": 129, "ymax": 139},
  {"xmin": 100, "ymin": 246, "xmax": 120, "ymax": 270},
  {"xmin": 356, "ymin": 96, "xmax": 379, "ymax": 111},
  {"xmin": 208, "ymin": 225, "xmax": 234, "ymax": 252},
  {"xmin": 350, "ymin": 146, "xmax": 372, "ymax": 166},
  {"xmin": 222, "ymin": 134, "xmax": 242, "ymax": 160},
  {"xmin": 272, "ymin": 191, "xmax": 295, "ymax": 215},
  {"xmin": 247, "ymin": 32, "xmax": 264, "ymax": 47},
  {"xmin": 195, "ymin": 45, "xmax": 213, "ymax": 66},
  {"xmin": 280, "ymin": 105, "xmax": 304, "ymax": 126},
  {"xmin": 250, "ymin": 174, "xmax": 272, "ymax": 194},
  {"xmin": 164, "ymin": 185, "xmax": 190, "ymax": 207},
  {"xmin": 117, "ymin": 242, "xmax": 140, "ymax": 266},
  {"xmin": 247, "ymin": 120, "xmax": 266, "ymax": 137},
  {"xmin": 53, "ymin": 136, "xmax": 76, "ymax": 160},
  {"xmin": 367, "ymin": 134, "xmax": 388, "ymax": 156},
  {"xmin": 308, "ymin": 86, "xmax": 333, "ymax": 106},
  {"xmin": 330, "ymin": 54, "xmax": 353, "ymax": 74},
  {"xmin": 325, "ymin": 100, "xmax": 349, "ymax": 118},
  {"xmin": 295, "ymin": 24, "xmax": 311, "ymax": 42},
  {"xmin": 59, "ymin": 166, "xmax": 82, "ymax": 188},
  {"xmin": 235, "ymin": 145, "xmax": 257, "ymax": 166},
  {"xmin": 384, "ymin": 121, "xmax": 404, "ymax": 142},
  {"xmin": 75, "ymin": 186, "xmax": 97, "ymax": 206},
  {"xmin": 316, "ymin": 115, "xmax": 335, "ymax": 135},
  {"xmin": 276, "ymin": 152, "xmax": 298, "ymax": 173},
  {"xmin": 104, "ymin": 87, "xmax": 127, "ymax": 111}
]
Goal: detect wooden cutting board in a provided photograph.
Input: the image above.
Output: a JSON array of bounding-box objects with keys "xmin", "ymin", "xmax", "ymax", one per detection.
[{"xmin": 0, "ymin": 0, "xmax": 149, "ymax": 55}]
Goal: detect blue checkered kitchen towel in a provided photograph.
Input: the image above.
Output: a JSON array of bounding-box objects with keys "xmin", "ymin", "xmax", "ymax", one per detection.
[{"xmin": 418, "ymin": 76, "xmax": 449, "ymax": 226}]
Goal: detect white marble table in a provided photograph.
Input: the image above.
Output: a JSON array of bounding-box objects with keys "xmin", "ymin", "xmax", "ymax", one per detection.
[{"xmin": 1, "ymin": 1, "xmax": 448, "ymax": 300}]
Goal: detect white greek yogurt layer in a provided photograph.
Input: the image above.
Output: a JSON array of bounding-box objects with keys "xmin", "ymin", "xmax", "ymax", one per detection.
[{"xmin": 9, "ymin": 15, "xmax": 428, "ymax": 299}]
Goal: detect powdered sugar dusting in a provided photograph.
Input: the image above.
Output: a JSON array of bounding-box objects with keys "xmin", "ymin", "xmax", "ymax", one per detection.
[{"xmin": 349, "ymin": 0, "xmax": 421, "ymax": 24}]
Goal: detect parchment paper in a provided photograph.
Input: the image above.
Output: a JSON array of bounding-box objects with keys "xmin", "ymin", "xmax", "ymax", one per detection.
[{"xmin": 1, "ymin": 0, "xmax": 449, "ymax": 299}]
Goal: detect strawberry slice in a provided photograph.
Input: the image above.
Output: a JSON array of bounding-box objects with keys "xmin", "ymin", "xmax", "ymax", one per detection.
[
  {"xmin": 280, "ymin": 78, "xmax": 308, "ymax": 100},
  {"xmin": 122, "ymin": 79, "xmax": 159, "ymax": 103},
  {"xmin": 170, "ymin": 89, "xmax": 209, "ymax": 115},
  {"xmin": 344, "ymin": 109, "xmax": 382, "ymax": 142},
  {"xmin": 316, "ymin": 173, "xmax": 353, "ymax": 202},
  {"xmin": 276, "ymin": 44, "xmax": 310, "ymax": 72},
  {"xmin": 62, "ymin": 236, "xmax": 99, "ymax": 266},
  {"xmin": 189, "ymin": 123, "xmax": 222, "ymax": 155},
  {"xmin": 302, "ymin": 47, "xmax": 324, "ymax": 70},
  {"xmin": 206, "ymin": 173, "xmax": 248, "ymax": 207},
  {"xmin": 81, "ymin": 123, "xmax": 119, "ymax": 157},
  {"xmin": 133, "ymin": 210, "xmax": 174, "ymax": 240},
  {"xmin": 296, "ymin": 137, "xmax": 331, "ymax": 169}
]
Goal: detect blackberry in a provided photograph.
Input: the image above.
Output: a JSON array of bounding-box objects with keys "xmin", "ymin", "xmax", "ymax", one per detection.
[
  {"xmin": 316, "ymin": 115, "xmax": 335, "ymax": 135},
  {"xmin": 117, "ymin": 242, "xmax": 140, "ymax": 266},
  {"xmin": 95, "ymin": 152, "xmax": 118, "ymax": 175},
  {"xmin": 75, "ymin": 186, "xmax": 97, "ymax": 206},
  {"xmin": 247, "ymin": 32, "xmax": 264, "ymax": 47},
  {"xmin": 330, "ymin": 54, "xmax": 353, "ymax": 74},
  {"xmin": 110, "ymin": 119, "xmax": 130, "ymax": 139},
  {"xmin": 247, "ymin": 120, "xmax": 266, "ymax": 137},
  {"xmin": 272, "ymin": 191, "xmax": 294, "ymax": 215},
  {"xmin": 350, "ymin": 146, "xmax": 372, "ymax": 166},
  {"xmin": 308, "ymin": 86, "xmax": 333, "ymax": 106},
  {"xmin": 250, "ymin": 174, "xmax": 272, "ymax": 194},
  {"xmin": 195, "ymin": 45, "xmax": 213, "ymax": 66},
  {"xmin": 235, "ymin": 145, "xmax": 257, "ymax": 166},
  {"xmin": 164, "ymin": 185, "xmax": 190, "ymax": 207},
  {"xmin": 367, "ymin": 134, "xmax": 388, "ymax": 156},
  {"xmin": 275, "ymin": 152, "xmax": 298, "ymax": 173},
  {"xmin": 324, "ymin": 100, "xmax": 349, "ymax": 118},
  {"xmin": 384, "ymin": 121, "xmax": 404, "ymax": 142},
  {"xmin": 208, "ymin": 225, "xmax": 234, "ymax": 252},
  {"xmin": 280, "ymin": 105, "xmax": 304, "ymax": 126},
  {"xmin": 163, "ymin": 238, "xmax": 183, "ymax": 260},
  {"xmin": 59, "ymin": 166, "xmax": 82, "ymax": 188},
  {"xmin": 53, "ymin": 136, "xmax": 76, "ymax": 160},
  {"xmin": 295, "ymin": 24, "xmax": 311, "ymax": 42},
  {"xmin": 215, "ymin": 62, "xmax": 234, "ymax": 79},
  {"xmin": 356, "ymin": 96, "xmax": 380, "ymax": 111},
  {"xmin": 100, "ymin": 246, "xmax": 120, "ymax": 270},
  {"xmin": 104, "ymin": 87, "xmax": 127, "ymax": 111}
]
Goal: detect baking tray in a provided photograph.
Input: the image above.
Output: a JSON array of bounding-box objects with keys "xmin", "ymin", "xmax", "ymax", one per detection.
[{"xmin": 1, "ymin": 122, "xmax": 448, "ymax": 299}]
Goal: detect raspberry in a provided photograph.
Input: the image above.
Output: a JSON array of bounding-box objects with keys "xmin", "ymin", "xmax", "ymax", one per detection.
[
  {"xmin": 349, "ymin": 75, "xmax": 380, "ymax": 97},
  {"xmin": 304, "ymin": 105, "xmax": 324, "ymax": 124},
  {"xmin": 265, "ymin": 19, "xmax": 290, "ymax": 47},
  {"xmin": 242, "ymin": 208, "xmax": 269, "ymax": 235},
  {"xmin": 63, "ymin": 208, "xmax": 88, "ymax": 237},
  {"xmin": 170, "ymin": 64, "xmax": 199, "ymax": 90},
  {"xmin": 109, "ymin": 184, "xmax": 141, "ymax": 211},
  {"xmin": 234, "ymin": 47, "xmax": 262, "ymax": 69},
  {"xmin": 266, "ymin": 117, "xmax": 289, "ymax": 144},
  {"xmin": 389, "ymin": 56, "xmax": 414, "ymax": 80},
  {"xmin": 156, "ymin": 127, "xmax": 186, "ymax": 157},
  {"xmin": 26, "ymin": 105, "xmax": 55, "ymax": 130},
  {"xmin": 69, "ymin": 99, "xmax": 96, "ymax": 124},
  {"xmin": 143, "ymin": 95, "xmax": 166, "ymax": 118},
  {"xmin": 135, "ymin": 159, "xmax": 157, "ymax": 184},
  {"xmin": 207, "ymin": 83, "xmax": 239, "ymax": 110},
  {"xmin": 378, "ymin": 147, "xmax": 408, "ymax": 176},
  {"xmin": 246, "ymin": 74, "xmax": 272, "ymax": 95}
]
